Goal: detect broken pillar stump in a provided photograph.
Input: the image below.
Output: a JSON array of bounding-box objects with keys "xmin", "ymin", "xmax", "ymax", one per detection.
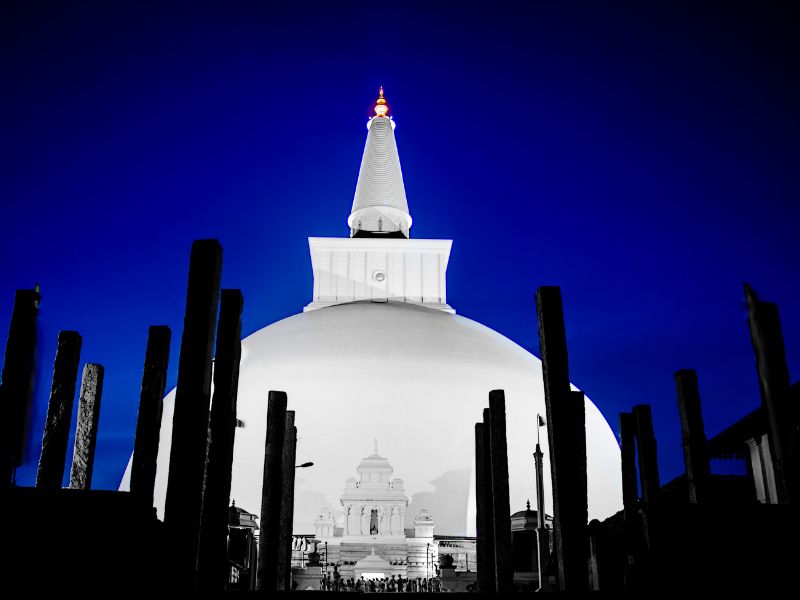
[
  {"xmin": 619, "ymin": 412, "xmax": 638, "ymax": 517},
  {"xmin": 68, "ymin": 363, "xmax": 104, "ymax": 490},
  {"xmin": 632, "ymin": 404, "xmax": 660, "ymax": 505},
  {"xmin": 488, "ymin": 390, "xmax": 513, "ymax": 594},
  {"xmin": 475, "ymin": 421, "xmax": 495, "ymax": 593},
  {"xmin": 130, "ymin": 325, "xmax": 171, "ymax": 509},
  {"xmin": 36, "ymin": 330, "xmax": 82, "ymax": 490},
  {"xmin": 674, "ymin": 369, "xmax": 710, "ymax": 504},
  {"xmin": 258, "ymin": 390, "xmax": 288, "ymax": 591},
  {"xmin": 276, "ymin": 410, "xmax": 297, "ymax": 591}
]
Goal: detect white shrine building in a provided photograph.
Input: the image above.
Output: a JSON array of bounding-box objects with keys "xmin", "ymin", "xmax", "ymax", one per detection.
[
  {"xmin": 312, "ymin": 444, "xmax": 439, "ymax": 580},
  {"xmin": 120, "ymin": 87, "xmax": 623, "ymax": 540}
]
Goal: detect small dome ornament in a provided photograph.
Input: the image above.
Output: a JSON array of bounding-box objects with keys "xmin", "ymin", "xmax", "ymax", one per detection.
[{"xmin": 374, "ymin": 86, "xmax": 389, "ymax": 117}]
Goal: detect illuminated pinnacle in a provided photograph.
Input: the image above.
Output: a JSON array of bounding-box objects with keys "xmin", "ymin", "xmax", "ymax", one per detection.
[
  {"xmin": 374, "ymin": 86, "xmax": 389, "ymax": 117},
  {"xmin": 350, "ymin": 86, "xmax": 411, "ymax": 236}
]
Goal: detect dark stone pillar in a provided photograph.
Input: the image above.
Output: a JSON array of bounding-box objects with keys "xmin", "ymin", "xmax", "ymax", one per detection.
[
  {"xmin": 258, "ymin": 390, "xmax": 288, "ymax": 591},
  {"xmin": 277, "ymin": 411, "xmax": 297, "ymax": 591},
  {"xmin": 674, "ymin": 369, "xmax": 710, "ymax": 504},
  {"xmin": 0, "ymin": 287, "xmax": 40, "ymax": 487},
  {"xmin": 619, "ymin": 410, "xmax": 644, "ymax": 576},
  {"xmin": 198, "ymin": 289, "xmax": 243, "ymax": 591},
  {"xmin": 632, "ymin": 404, "xmax": 659, "ymax": 558},
  {"xmin": 533, "ymin": 442, "xmax": 552, "ymax": 591},
  {"xmin": 488, "ymin": 390, "xmax": 513, "ymax": 593},
  {"xmin": 588, "ymin": 520, "xmax": 605, "ymax": 591},
  {"xmin": 632, "ymin": 405, "xmax": 660, "ymax": 505},
  {"xmin": 484, "ymin": 408, "xmax": 497, "ymax": 590},
  {"xmin": 130, "ymin": 325, "xmax": 171, "ymax": 510},
  {"xmin": 535, "ymin": 286, "xmax": 589, "ymax": 591},
  {"xmin": 68, "ymin": 363, "xmax": 104, "ymax": 490},
  {"xmin": 163, "ymin": 239, "xmax": 223, "ymax": 588},
  {"xmin": 474, "ymin": 421, "xmax": 495, "ymax": 593},
  {"xmin": 745, "ymin": 284, "xmax": 799, "ymax": 504},
  {"xmin": 619, "ymin": 412, "xmax": 638, "ymax": 518},
  {"xmin": 36, "ymin": 330, "xmax": 82, "ymax": 489}
]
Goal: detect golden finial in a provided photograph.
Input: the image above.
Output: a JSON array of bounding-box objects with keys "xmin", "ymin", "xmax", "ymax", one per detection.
[{"xmin": 374, "ymin": 86, "xmax": 389, "ymax": 117}]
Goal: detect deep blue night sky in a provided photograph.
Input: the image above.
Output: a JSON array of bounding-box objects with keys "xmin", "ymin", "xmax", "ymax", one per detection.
[{"xmin": 2, "ymin": 1, "xmax": 799, "ymax": 492}]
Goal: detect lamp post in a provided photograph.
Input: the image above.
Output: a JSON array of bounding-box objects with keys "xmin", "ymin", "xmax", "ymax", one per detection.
[
  {"xmin": 534, "ymin": 414, "xmax": 552, "ymax": 592},
  {"xmin": 296, "ymin": 462, "xmax": 314, "ymax": 468},
  {"xmin": 426, "ymin": 543, "xmax": 430, "ymax": 579}
]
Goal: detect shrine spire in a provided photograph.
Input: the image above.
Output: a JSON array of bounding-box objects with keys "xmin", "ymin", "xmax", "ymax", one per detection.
[{"xmin": 348, "ymin": 87, "xmax": 412, "ymax": 239}]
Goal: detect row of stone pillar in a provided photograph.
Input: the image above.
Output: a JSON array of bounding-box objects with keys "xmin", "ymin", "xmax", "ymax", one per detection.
[
  {"xmin": 522, "ymin": 282, "xmax": 798, "ymax": 591},
  {"xmin": 154, "ymin": 240, "xmax": 297, "ymax": 591},
  {"xmin": 611, "ymin": 283, "xmax": 799, "ymax": 589},
  {"xmin": 0, "ymin": 289, "xmax": 173, "ymax": 503},
  {"xmin": 473, "ymin": 287, "xmax": 591, "ymax": 592},
  {"xmin": 620, "ymin": 286, "xmax": 798, "ymax": 509},
  {"xmin": 0, "ymin": 239, "xmax": 299, "ymax": 592},
  {"xmin": 0, "ymin": 286, "xmax": 107, "ymax": 493},
  {"xmin": 616, "ymin": 378, "xmax": 703, "ymax": 578}
]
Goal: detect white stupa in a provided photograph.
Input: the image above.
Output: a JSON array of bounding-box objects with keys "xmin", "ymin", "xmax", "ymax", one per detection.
[{"xmin": 120, "ymin": 88, "xmax": 623, "ymax": 535}]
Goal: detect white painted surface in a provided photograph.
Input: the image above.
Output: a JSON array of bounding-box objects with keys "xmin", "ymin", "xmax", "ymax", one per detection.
[
  {"xmin": 305, "ymin": 237, "xmax": 453, "ymax": 313},
  {"xmin": 120, "ymin": 301, "xmax": 623, "ymax": 536},
  {"xmin": 349, "ymin": 115, "xmax": 411, "ymax": 236}
]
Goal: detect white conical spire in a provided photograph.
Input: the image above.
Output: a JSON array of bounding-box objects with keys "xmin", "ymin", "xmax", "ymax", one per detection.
[{"xmin": 348, "ymin": 87, "xmax": 412, "ymax": 238}]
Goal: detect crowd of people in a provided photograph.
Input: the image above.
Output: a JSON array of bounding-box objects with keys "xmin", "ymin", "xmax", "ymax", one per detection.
[{"xmin": 320, "ymin": 570, "xmax": 443, "ymax": 593}]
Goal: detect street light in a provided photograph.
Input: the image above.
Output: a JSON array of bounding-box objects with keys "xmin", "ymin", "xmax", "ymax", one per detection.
[
  {"xmin": 296, "ymin": 462, "xmax": 314, "ymax": 468},
  {"xmin": 426, "ymin": 543, "xmax": 430, "ymax": 579}
]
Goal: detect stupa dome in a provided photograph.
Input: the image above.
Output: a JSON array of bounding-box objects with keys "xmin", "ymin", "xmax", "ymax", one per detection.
[
  {"xmin": 357, "ymin": 453, "xmax": 393, "ymax": 473},
  {"xmin": 121, "ymin": 300, "xmax": 622, "ymax": 535},
  {"xmin": 120, "ymin": 88, "xmax": 623, "ymax": 536}
]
